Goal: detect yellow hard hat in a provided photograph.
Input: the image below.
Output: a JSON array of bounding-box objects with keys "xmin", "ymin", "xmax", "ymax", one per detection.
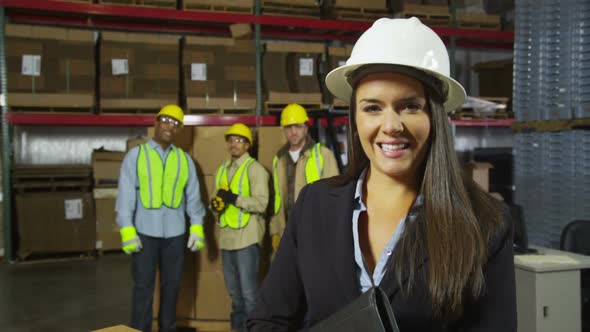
[
  {"xmin": 157, "ymin": 104, "xmax": 185, "ymax": 126},
  {"xmin": 225, "ymin": 123, "xmax": 253, "ymax": 145},
  {"xmin": 280, "ymin": 103, "xmax": 309, "ymax": 127}
]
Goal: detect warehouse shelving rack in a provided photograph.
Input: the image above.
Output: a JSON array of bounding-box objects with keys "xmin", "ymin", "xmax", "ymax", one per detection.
[{"xmin": 0, "ymin": 0, "xmax": 515, "ymax": 261}]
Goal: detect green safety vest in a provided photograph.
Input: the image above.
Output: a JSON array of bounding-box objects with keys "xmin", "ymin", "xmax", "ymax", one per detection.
[
  {"xmin": 137, "ymin": 144, "xmax": 189, "ymax": 209},
  {"xmin": 215, "ymin": 157, "xmax": 255, "ymax": 229},
  {"xmin": 272, "ymin": 143, "xmax": 324, "ymax": 215}
]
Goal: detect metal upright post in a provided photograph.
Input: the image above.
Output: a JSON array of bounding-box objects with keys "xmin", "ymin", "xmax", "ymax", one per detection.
[
  {"xmin": 0, "ymin": 7, "xmax": 13, "ymax": 262},
  {"xmin": 255, "ymin": 0, "xmax": 262, "ymax": 120},
  {"xmin": 449, "ymin": 0, "xmax": 457, "ymax": 78}
]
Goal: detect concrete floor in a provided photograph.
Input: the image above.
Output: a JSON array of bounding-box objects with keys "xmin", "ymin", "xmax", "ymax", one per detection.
[{"xmin": 0, "ymin": 254, "xmax": 133, "ymax": 332}]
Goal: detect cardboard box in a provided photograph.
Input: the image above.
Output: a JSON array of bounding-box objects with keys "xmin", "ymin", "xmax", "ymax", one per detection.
[
  {"xmin": 16, "ymin": 191, "xmax": 96, "ymax": 258},
  {"xmin": 325, "ymin": 46, "xmax": 353, "ymax": 104},
  {"xmin": 192, "ymin": 126, "xmax": 230, "ymax": 176},
  {"xmin": 92, "ymin": 150, "xmax": 125, "ymax": 187},
  {"xmin": 100, "ymin": 32, "xmax": 179, "ymax": 104},
  {"xmin": 464, "ymin": 162, "xmax": 493, "ymax": 192},
  {"xmin": 264, "ymin": 41, "xmax": 325, "ymax": 98},
  {"xmin": 5, "ymin": 24, "xmax": 95, "ymax": 105},
  {"xmin": 183, "ymin": 37, "xmax": 256, "ymax": 108},
  {"xmin": 194, "ymin": 270, "xmax": 232, "ymax": 320},
  {"xmin": 229, "ymin": 23, "xmax": 253, "ymax": 39},
  {"xmin": 333, "ymin": 0, "xmax": 387, "ymax": 9},
  {"xmin": 92, "ymin": 325, "xmax": 140, "ymax": 332},
  {"xmin": 473, "ymin": 58, "xmax": 513, "ymax": 99},
  {"xmin": 257, "ymin": 127, "xmax": 287, "ymax": 173},
  {"xmin": 94, "ymin": 190, "xmax": 120, "ymax": 251}
]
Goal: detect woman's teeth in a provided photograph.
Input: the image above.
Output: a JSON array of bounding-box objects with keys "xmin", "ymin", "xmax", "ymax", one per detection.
[{"xmin": 380, "ymin": 143, "xmax": 408, "ymax": 152}]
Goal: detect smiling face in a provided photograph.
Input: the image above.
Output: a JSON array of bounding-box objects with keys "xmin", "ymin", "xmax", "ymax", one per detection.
[
  {"xmin": 153, "ymin": 115, "xmax": 181, "ymax": 148},
  {"xmin": 354, "ymin": 72, "xmax": 432, "ymax": 181}
]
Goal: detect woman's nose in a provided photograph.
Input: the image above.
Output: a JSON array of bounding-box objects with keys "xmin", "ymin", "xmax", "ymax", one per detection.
[{"xmin": 381, "ymin": 109, "xmax": 404, "ymax": 135}]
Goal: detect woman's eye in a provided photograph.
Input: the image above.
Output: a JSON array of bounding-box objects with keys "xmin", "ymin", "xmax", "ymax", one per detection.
[
  {"xmin": 362, "ymin": 104, "xmax": 381, "ymax": 113},
  {"xmin": 404, "ymin": 103, "xmax": 423, "ymax": 112}
]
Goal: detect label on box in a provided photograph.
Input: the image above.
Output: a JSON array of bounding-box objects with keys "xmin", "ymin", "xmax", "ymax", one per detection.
[
  {"xmin": 299, "ymin": 58, "xmax": 314, "ymax": 76},
  {"xmin": 96, "ymin": 240, "xmax": 103, "ymax": 249},
  {"xmin": 111, "ymin": 59, "xmax": 129, "ymax": 76},
  {"xmin": 338, "ymin": 60, "xmax": 346, "ymax": 67},
  {"xmin": 191, "ymin": 63, "xmax": 207, "ymax": 81},
  {"xmin": 21, "ymin": 55, "xmax": 41, "ymax": 76},
  {"xmin": 64, "ymin": 199, "xmax": 83, "ymax": 220}
]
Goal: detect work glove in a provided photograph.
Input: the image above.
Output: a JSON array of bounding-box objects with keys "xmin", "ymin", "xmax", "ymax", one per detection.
[
  {"xmin": 210, "ymin": 195, "xmax": 226, "ymax": 213},
  {"xmin": 187, "ymin": 224, "xmax": 205, "ymax": 251},
  {"xmin": 217, "ymin": 189, "xmax": 238, "ymax": 205},
  {"xmin": 271, "ymin": 234, "xmax": 281, "ymax": 253},
  {"xmin": 120, "ymin": 226, "xmax": 142, "ymax": 254}
]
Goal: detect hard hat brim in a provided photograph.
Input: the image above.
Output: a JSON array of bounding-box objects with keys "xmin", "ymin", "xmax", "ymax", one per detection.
[{"xmin": 325, "ymin": 63, "xmax": 466, "ymax": 113}]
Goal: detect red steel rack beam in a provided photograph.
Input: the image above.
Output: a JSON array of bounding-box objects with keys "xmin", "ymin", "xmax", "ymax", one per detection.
[
  {"xmin": 0, "ymin": 0, "xmax": 514, "ymax": 45},
  {"xmin": 5, "ymin": 113, "xmax": 278, "ymax": 126}
]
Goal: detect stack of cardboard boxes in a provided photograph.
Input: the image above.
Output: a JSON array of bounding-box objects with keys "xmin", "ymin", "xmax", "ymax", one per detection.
[
  {"xmin": 5, "ymin": 24, "xmax": 95, "ymax": 111},
  {"xmin": 183, "ymin": 37, "xmax": 256, "ymax": 114},
  {"xmin": 324, "ymin": 46, "xmax": 353, "ymax": 107},
  {"xmin": 263, "ymin": 41, "xmax": 325, "ymax": 113},
  {"xmin": 13, "ymin": 165, "xmax": 95, "ymax": 259},
  {"xmin": 328, "ymin": 0, "xmax": 389, "ymax": 21},
  {"xmin": 100, "ymin": 32, "xmax": 179, "ymax": 112},
  {"xmin": 92, "ymin": 149, "xmax": 125, "ymax": 252}
]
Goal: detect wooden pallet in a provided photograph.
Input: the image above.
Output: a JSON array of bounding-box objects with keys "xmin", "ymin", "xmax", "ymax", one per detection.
[
  {"xmin": 262, "ymin": 0, "xmax": 321, "ymax": 18},
  {"xmin": 265, "ymin": 91, "xmax": 323, "ymax": 113},
  {"xmin": 94, "ymin": 178, "xmax": 119, "ymax": 188},
  {"xmin": 265, "ymin": 102, "xmax": 323, "ymax": 114},
  {"xmin": 512, "ymin": 118, "xmax": 590, "ymax": 134},
  {"xmin": 100, "ymin": 98, "xmax": 176, "ymax": 114},
  {"xmin": 8, "ymin": 93, "xmax": 94, "ymax": 113},
  {"xmin": 331, "ymin": 7, "xmax": 390, "ymax": 22},
  {"xmin": 457, "ymin": 13, "xmax": 501, "ymax": 31},
  {"xmin": 99, "ymin": 0, "xmax": 177, "ymax": 9},
  {"xmin": 399, "ymin": 4, "xmax": 451, "ymax": 27},
  {"xmin": 17, "ymin": 251, "xmax": 97, "ymax": 263},
  {"xmin": 183, "ymin": 0, "xmax": 253, "ymax": 14},
  {"xmin": 12, "ymin": 165, "xmax": 92, "ymax": 193},
  {"xmin": 186, "ymin": 97, "xmax": 256, "ymax": 115},
  {"xmin": 455, "ymin": 110, "xmax": 512, "ymax": 120}
]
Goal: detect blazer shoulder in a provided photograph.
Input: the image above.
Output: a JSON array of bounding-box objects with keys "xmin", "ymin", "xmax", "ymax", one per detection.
[{"xmin": 486, "ymin": 203, "xmax": 514, "ymax": 259}]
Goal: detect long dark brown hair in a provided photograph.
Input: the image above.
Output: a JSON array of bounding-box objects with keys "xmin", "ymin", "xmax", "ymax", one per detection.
[{"xmin": 329, "ymin": 74, "xmax": 504, "ymax": 318}]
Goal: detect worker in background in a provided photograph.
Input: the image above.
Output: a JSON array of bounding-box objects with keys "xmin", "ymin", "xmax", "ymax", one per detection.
[
  {"xmin": 116, "ymin": 104, "xmax": 206, "ymax": 332},
  {"xmin": 210, "ymin": 123, "xmax": 269, "ymax": 332},
  {"xmin": 269, "ymin": 103, "xmax": 340, "ymax": 252}
]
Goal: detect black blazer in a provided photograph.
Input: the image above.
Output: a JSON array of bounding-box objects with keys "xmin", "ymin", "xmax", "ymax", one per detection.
[{"xmin": 247, "ymin": 179, "xmax": 517, "ymax": 331}]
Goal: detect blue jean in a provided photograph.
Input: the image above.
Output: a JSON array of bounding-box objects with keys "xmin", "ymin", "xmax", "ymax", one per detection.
[
  {"xmin": 222, "ymin": 244, "xmax": 260, "ymax": 331},
  {"xmin": 131, "ymin": 233, "xmax": 185, "ymax": 332}
]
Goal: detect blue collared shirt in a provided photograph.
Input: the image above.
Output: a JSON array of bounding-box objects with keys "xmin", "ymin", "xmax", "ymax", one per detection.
[
  {"xmin": 352, "ymin": 170, "xmax": 423, "ymax": 292},
  {"xmin": 115, "ymin": 139, "xmax": 205, "ymax": 238}
]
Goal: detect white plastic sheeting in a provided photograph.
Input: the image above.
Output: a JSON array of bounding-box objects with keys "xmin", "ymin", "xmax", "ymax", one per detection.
[{"xmin": 13, "ymin": 126, "xmax": 147, "ymax": 165}]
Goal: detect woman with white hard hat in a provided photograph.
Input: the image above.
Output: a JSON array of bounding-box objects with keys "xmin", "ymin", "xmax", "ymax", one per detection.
[{"xmin": 247, "ymin": 17, "xmax": 517, "ymax": 331}]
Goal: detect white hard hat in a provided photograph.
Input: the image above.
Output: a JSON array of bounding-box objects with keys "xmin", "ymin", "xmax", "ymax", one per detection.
[{"xmin": 325, "ymin": 17, "xmax": 466, "ymax": 113}]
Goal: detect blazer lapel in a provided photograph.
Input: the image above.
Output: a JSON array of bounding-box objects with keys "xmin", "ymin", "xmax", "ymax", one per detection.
[
  {"xmin": 381, "ymin": 251, "xmax": 429, "ymax": 299},
  {"xmin": 323, "ymin": 181, "xmax": 360, "ymax": 302}
]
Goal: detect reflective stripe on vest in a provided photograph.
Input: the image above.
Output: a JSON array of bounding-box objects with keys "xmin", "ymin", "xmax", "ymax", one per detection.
[
  {"xmin": 272, "ymin": 143, "xmax": 324, "ymax": 215},
  {"xmin": 215, "ymin": 157, "xmax": 255, "ymax": 229},
  {"xmin": 137, "ymin": 144, "xmax": 189, "ymax": 209}
]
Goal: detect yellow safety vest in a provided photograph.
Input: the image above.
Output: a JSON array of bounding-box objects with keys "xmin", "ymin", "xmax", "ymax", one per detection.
[
  {"xmin": 272, "ymin": 143, "xmax": 324, "ymax": 215},
  {"xmin": 215, "ymin": 157, "xmax": 255, "ymax": 229},
  {"xmin": 137, "ymin": 144, "xmax": 189, "ymax": 209}
]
